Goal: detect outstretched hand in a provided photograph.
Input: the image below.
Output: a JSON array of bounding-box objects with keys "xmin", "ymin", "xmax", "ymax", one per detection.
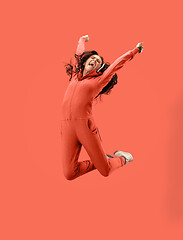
[
  {"xmin": 82, "ymin": 35, "xmax": 89, "ymax": 42},
  {"xmin": 136, "ymin": 42, "xmax": 144, "ymax": 53}
]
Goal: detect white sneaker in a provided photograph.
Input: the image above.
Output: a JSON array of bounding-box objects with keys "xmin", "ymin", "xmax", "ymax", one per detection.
[{"xmin": 113, "ymin": 150, "xmax": 133, "ymax": 164}]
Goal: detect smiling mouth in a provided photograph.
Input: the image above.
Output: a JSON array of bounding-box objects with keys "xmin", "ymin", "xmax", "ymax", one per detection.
[{"xmin": 89, "ymin": 62, "xmax": 96, "ymax": 67}]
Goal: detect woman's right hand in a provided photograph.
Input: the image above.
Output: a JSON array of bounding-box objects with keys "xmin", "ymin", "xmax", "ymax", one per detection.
[
  {"xmin": 82, "ymin": 35, "xmax": 89, "ymax": 42},
  {"xmin": 136, "ymin": 42, "xmax": 144, "ymax": 53}
]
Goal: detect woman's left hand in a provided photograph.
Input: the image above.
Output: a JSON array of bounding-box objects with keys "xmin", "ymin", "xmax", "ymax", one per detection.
[
  {"xmin": 82, "ymin": 35, "xmax": 89, "ymax": 42},
  {"xmin": 136, "ymin": 42, "xmax": 144, "ymax": 53}
]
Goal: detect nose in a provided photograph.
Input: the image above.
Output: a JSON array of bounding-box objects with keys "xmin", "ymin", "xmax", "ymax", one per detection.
[{"xmin": 93, "ymin": 58, "xmax": 98, "ymax": 64}]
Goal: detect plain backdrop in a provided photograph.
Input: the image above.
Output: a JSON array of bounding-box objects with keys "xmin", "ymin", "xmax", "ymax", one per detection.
[{"xmin": 1, "ymin": 0, "xmax": 183, "ymax": 239}]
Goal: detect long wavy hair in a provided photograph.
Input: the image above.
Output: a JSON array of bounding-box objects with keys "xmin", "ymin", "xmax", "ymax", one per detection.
[{"xmin": 64, "ymin": 50, "xmax": 118, "ymax": 100}]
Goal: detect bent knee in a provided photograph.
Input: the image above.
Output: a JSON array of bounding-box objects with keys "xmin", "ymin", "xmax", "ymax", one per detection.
[
  {"xmin": 99, "ymin": 168, "xmax": 110, "ymax": 177},
  {"xmin": 63, "ymin": 170, "xmax": 76, "ymax": 181},
  {"xmin": 64, "ymin": 173, "xmax": 75, "ymax": 181},
  {"xmin": 102, "ymin": 172, "xmax": 110, "ymax": 177}
]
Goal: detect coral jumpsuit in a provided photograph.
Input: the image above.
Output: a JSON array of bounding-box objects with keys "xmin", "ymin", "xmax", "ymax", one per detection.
[{"xmin": 61, "ymin": 36, "xmax": 139, "ymax": 180}]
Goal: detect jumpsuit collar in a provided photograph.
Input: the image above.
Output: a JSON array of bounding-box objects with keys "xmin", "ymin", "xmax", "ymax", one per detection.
[{"xmin": 77, "ymin": 69, "xmax": 102, "ymax": 81}]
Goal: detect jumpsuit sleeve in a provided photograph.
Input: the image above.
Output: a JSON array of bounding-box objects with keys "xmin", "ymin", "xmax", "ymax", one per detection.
[
  {"xmin": 74, "ymin": 36, "xmax": 87, "ymax": 70},
  {"xmin": 96, "ymin": 47, "xmax": 139, "ymax": 89},
  {"xmin": 76, "ymin": 36, "xmax": 86, "ymax": 55}
]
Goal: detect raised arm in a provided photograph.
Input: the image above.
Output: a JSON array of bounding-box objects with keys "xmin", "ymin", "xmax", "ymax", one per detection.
[
  {"xmin": 76, "ymin": 35, "xmax": 89, "ymax": 55},
  {"xmin": 97, "ymin": 43, "xmax": 143, "ymax": 89},
  {"xmin": 74, "ymin": 35, "xmax": 89, "ymax": 71}
]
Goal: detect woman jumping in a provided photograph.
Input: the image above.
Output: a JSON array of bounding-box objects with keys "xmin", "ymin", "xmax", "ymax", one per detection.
[{"xmin": 61, "ymin": 35, "xmax": 143, "ymax": 180}]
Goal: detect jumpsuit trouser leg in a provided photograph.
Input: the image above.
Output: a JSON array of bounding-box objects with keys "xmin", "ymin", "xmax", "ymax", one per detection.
[
  {"xmin": 61, "ymin": 118, "xmax": 125, "ymax": 180},
  {"xmin": 61, "ymin": 119, "xmax": 96, "ymax": 180}
]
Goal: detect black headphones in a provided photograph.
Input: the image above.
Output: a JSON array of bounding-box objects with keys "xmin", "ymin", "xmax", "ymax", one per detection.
[{"xmin": 96, "ymin": 63, "xmax": 107, "ymax": 73}]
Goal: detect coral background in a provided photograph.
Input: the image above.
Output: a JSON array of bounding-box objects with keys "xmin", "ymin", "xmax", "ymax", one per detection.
[{"xmin": 1, "ymin": 0, "xmax": 183, "ymax": 239}]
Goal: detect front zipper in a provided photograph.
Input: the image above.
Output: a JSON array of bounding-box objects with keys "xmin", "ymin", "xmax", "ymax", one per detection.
[{"xmin": 70, "ymin": 79, "xmax": 78, "ymax": 119}]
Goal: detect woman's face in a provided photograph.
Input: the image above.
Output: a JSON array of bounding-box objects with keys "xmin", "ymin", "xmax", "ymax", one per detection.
[{"xmin": 83, "ymin": 55, "xmax": 103, "ymax": 73}]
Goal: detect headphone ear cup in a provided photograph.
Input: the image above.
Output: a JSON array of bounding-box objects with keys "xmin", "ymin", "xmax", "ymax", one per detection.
[{"xmin": 97, "ymin": 63, "xmax": 105, "ymax": 73}]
